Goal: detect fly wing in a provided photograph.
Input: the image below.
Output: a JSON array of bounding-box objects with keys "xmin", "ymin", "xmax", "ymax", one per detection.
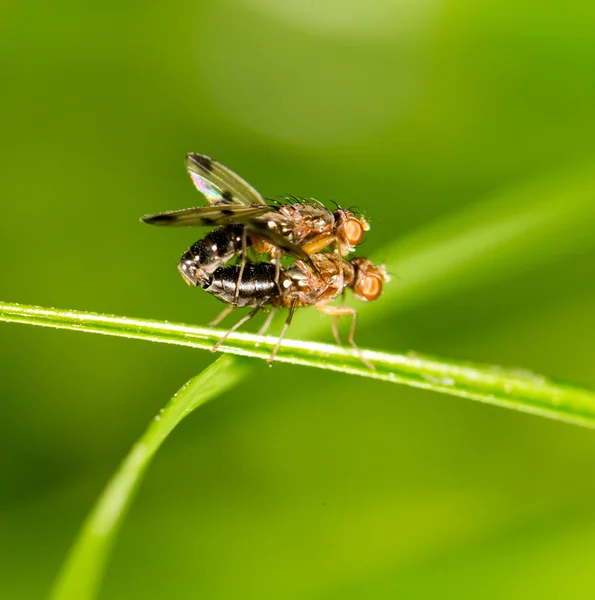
[
  {"xmin": 141, "ymin": 206, "xmax": 310, "ymax": 260},
  {"xmin": 144, "ymin": 153, "xmax": 311, "ymax": 261},
  {"xmin": 185, "ymin": 153, "xmax": 267, "ymax": 206},
  {"xmin": 140, "ymin": 205, "xmax": 272, "ymax": 227}
]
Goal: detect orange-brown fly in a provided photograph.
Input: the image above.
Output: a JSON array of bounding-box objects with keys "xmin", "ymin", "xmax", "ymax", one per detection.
[
  {"xmin": 141, "ymin": 153, "xmax": 386, "ymax": 367},
  {"xmin": 203, "ymin": 253, "xmax": 388, "ymax": 368},
  {"xmin": 141, "ymin": 153, "xmax": 369, "ymax": 298}
]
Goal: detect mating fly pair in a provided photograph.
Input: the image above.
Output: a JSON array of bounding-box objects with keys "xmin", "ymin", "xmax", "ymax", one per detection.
[{"xmin": 141, "ymin": 153, "xmax": 387, "ymax": 366}]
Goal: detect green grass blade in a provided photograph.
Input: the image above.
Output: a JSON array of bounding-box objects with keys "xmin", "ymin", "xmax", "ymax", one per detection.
[
  {"xmin": 1, "ymin": 300, "xmax": 595, "ymax": 429},
  {"xmin": 49, "ymin": 355, "xmax": 248, "ymax": 600}
]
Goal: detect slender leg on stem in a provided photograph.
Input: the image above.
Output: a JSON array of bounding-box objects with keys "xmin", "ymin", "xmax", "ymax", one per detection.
[
  {"xmin": 316, "ymin": 304, "xmax": 374, "ymax": 370},
  {"xmin": 346, "ymin": 309, "xmax": 358, "ymax": 347},
  {"xmin": 268, "ymin": 298, "xmax": 298, "ymax": 364},
  {"xmin": 208, "ymin": 305, "xmax": 234, "ymax": 328},
  {"xmin": 258, "ymin": 309, "xmax": 277, "ymax": 335},
  {"xmin": 330, "ymin": 290, "xmax": 347, "ymax": 344},
  {"xmin": 330, "ymin": 317, "xmax": 343, "ymax": 345},
  {"xmin": 211, "ymin": 305, "xmax": 263, "ymax": 353}
]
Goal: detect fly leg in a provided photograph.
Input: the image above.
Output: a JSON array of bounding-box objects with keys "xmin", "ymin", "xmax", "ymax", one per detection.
[
  {"xmin": 266, "ymin": 247, "xmax": 283, "ymax": 295},
  {"xmin": 329, "ymin": 289, "xmax": 348, "ymax": 344},
  {"xmin": 208, "ymin": 305, "xmax": 234, "ymax": 328},
  {"xmin": 233, "ymin": 227, "xmax": 249, "ymax": 305},
  {"xmin": 258, "ymin": 308, "xmax": 277, "ymax": 335},
  {"xmin": 301, "ymin": 234, "xmax": 337, "ymax": 257},
  {"xmin": 298, "ymin": 235, "xmax": 337, "ymax": 280},
  {"xmin": 330, "ymin": 316, "xmax": 343, "ymax": 346},
  {"xmin": 267, "ymin": 297, "xmax": 298, "ymax": 365},
  {"xmin": 273, "ymin": 254, "xmax": 282, "ymax": 295},
  {"xmin": 211, "ymin": 303, "xmax": 263, "ymax": 353},
  {"xmin": 315, "ymin": 304, "xmax": 374, "ymax": 370}
]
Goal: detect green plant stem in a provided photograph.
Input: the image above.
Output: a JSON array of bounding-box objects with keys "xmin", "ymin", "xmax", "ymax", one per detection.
[
  {"xmin": 2, "ymin": 300, "xmax": 595, "ymax": 428},
  {"xmin": 49, "ymin": 355, "xmax": 248, "ymax": 600}
]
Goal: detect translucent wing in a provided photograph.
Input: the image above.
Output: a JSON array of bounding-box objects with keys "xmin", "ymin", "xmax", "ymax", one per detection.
[
  {"xmin": 140, "ymin": 207, "xmax": 310, "ymax": 261},
  {"xmin": 140, "ymin": 205, "xmax": 272, "ymax": 227},
  {"xmin": 185, "ymin": 153, "xmax": 267, "ymax": 206},
  {"xmin": 143, "ymin": 153, "xmax": 311, "ymax": 261}
]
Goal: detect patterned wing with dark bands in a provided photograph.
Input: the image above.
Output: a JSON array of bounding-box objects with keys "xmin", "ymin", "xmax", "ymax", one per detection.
[{"xmin": 140, "ymin": 205, "xmax": 272, "ymax": 227}]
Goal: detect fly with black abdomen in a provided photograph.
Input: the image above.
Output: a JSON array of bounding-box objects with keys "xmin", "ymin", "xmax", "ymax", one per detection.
[
  {"xmin": 202, "ymin": 253, "xmax": 388, "ymax": 368},
  {"xmin": 141, "ymin": 153, "xmax": 386, "ymax": 367},
  {"xmin": 141, "ymin": 153, "xmax": 370, "ymax": 295}
]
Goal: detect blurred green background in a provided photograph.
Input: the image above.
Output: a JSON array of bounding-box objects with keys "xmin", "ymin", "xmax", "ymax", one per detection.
[{"xmin": 2, "ymin": 0, "xmax": 595, "ymax": 598}]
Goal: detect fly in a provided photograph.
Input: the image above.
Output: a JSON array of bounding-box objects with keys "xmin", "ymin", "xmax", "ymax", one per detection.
[
  {"xmin": 201, "ymin": 253, "xmax": 388, "ymax": 369},
  {"xmin": 140, "ymin": 153, "xmax": 370, "ymax": 297}
]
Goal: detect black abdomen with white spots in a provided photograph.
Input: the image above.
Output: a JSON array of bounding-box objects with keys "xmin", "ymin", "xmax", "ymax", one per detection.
[{"xmin": 177, "ymin": 224, "xmax": 247, "ymax": 287}]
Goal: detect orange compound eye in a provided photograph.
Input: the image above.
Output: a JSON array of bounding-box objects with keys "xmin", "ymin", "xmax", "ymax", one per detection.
[
  {"xmin": 343, "ymin": 217, "xmax": 365, "ymax": 246},
  {"xmin": 360, "ymin": 274, "xmax": 383, "ymax": 301}
]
